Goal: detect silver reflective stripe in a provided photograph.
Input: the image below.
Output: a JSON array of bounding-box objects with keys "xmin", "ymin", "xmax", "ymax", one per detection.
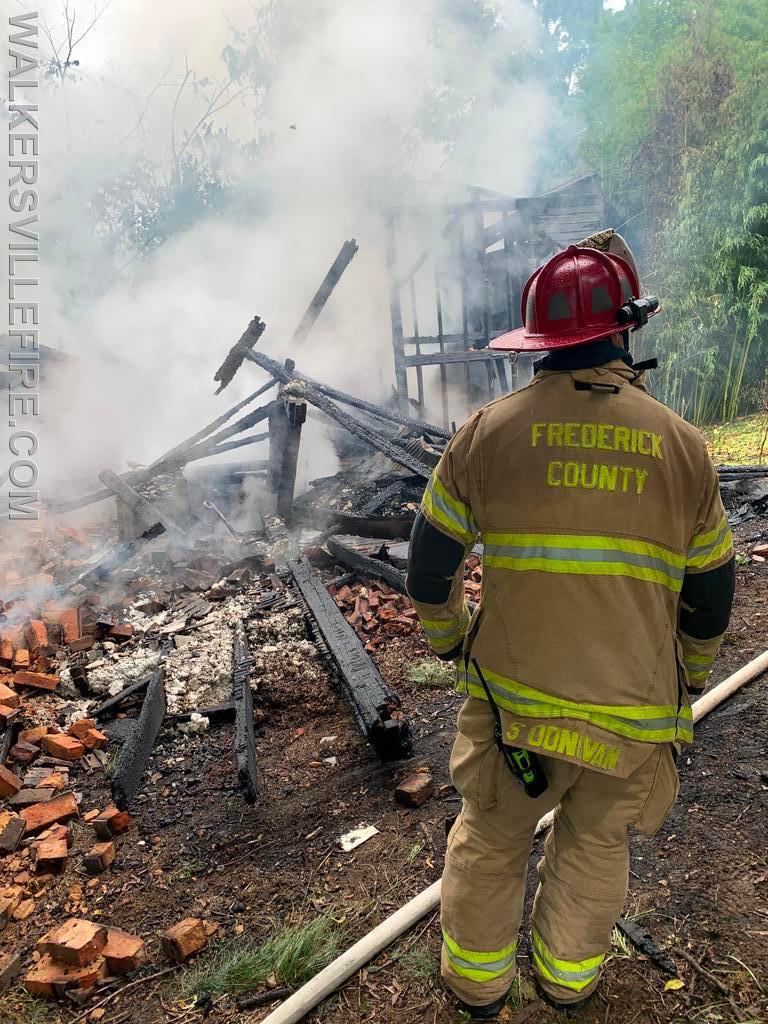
[
  {"xmin": 445, "ymin": 947, "xmax": 516, "ymax": 976},
  {"xmin": 483, "ymin": 542, "xmax": 685, "ymax": 583},
  {"xmin": 462, "ymin": 668, "xmax": 681, "ymax": 734},
  {"xmin": 532, "ymin": 949, "xmax": 600, "ymax": 984},
  {"xmin": 687, "ymin": 522, "xmax": 731, "ymax": 559},
  {"xmin": 426, "ymin": 483, "xmax": 477, "ymax": 539}
]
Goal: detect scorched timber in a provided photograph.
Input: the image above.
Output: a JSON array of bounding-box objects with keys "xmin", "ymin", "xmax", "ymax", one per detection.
[
  {"xmin": 246, "ymin": 349, "xmax": 451, "ymax": 441},
  {"xmin": 232, "ymin": 620, "xmax": 258, "ymax": 803},
  {"xmin": 98, "ymin": 470, "xmax": 189, "ymax": 539},
  {"xmin": 110, "ymin": 655, "xmax": 167, "ymax": 809},
  {"xmin": 288, "ymin": 556, "xmax": 412, "ymax": 761},
  {"xmin": 326, "ymin": 538, "xmax": 408, "ymax": 593},
  {"xmin": 244, "ymin": 352, "xmax": 435, "ymax": 479}
]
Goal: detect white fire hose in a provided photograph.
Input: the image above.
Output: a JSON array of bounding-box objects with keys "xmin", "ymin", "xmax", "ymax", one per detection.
[{"xmin": 261, "ymin": 649, "xmax": 768, "ymax": 1024}]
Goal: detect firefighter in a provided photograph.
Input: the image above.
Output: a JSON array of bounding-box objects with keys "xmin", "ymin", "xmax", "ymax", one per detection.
[{"xmin": 406, "ymin": 235, "xmax": 735, "ymax": 1019}]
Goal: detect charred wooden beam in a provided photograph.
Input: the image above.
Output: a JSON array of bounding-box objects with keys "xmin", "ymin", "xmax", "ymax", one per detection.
[
  {"xmin": 325, "ymin": 538, "xmax": 408, "ymax": 593},
  {"xmin": 247, "ymin": 349, "xmax": 450, "ymax": 440},
  {"xmin": 214, "ymin": 315, "xmax": 267, "ymax": 394},
  {"xmin": 232, "ymin": 620, "xmax": 258, "ymax": 803},
  {"xmin": 110, "ymin": 656, "xmax": 167, "ymax": 809},
  {"xmin": 245, "ymin": 352, "xmax": 434, "ymax": 478},
  {"xmin": 292, "ymin": 240, "xmax": 359, "ymax": 348},
  {"xmin": 98, "ymin": 470, "xmax": 189, "ymax": 539},
  {"xmin": 287, "ymin": 556, "xmax": 412, "ymax": 760},
  {"xmin": 358, "ymin": 480, "xmax": 404, "ymax": 517},
  {"xmin": 92, "ymin": 677, "xmax": 151, "ymax": 722},
  {"xmin": 70, "ymin": 523, "xmax": 166, "ymax": 589},
  {"xmin": 301, "ymin": 510, "xmax": 414, "ymax": 541},
  {"xmin": 405, "ymin": 349, "xmax": 511, "ymax": 368},
  {"xmin": 268, "ymin": 384, "xmax": 306, "ymax": 522}
]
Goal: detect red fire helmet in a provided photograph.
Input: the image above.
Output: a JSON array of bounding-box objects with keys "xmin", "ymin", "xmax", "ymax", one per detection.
[{"xmin": 490, "ymin": 245, "xmax": 658, "ymax": 352}]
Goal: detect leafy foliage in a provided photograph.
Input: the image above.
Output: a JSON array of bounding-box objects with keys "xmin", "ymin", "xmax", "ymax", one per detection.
[{"xmin": 575, "ymin": 1, "xmax": 768, "ymax": 424}]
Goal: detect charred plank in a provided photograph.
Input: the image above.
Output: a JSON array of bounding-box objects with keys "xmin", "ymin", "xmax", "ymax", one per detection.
[
  {"xmin": 92, "ymin": 677, "xmax": 151, "ymax": 722},
  {"xmin": 232, "ymin": 621, "xmax": 258, "ymax": 803},
  {"xmin": 110, "ymin": 656, "xmax": 167, "ymax": 809},
  {"xmin": 287, "ymin": 556, "xmax": 412, "ymax": 760},
  {"xmin": 325, "ymin": 538, "xmax": 408, "ymax": 592}
]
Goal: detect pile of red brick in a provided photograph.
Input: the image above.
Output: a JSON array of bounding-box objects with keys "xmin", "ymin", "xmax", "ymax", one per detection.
[
  {"xmin": 329, "ymin": 582, "xmax": 421, "ymax": 650},
  {"xmin": 465, "ymin": 554, "xmax": 482, "ymax": 604},
  {"xmin": 21, "ymin": 918, "xmax": 145, "ymax": 998},
  {"xmin": 0, "ymin": 601, "xmax": 135, "ymax": 694}
]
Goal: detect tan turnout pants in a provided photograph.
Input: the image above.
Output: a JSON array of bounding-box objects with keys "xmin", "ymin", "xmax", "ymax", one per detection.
[{"xmin": 441, "ymin": 699, "xmax": 679, "ymax": 1008}]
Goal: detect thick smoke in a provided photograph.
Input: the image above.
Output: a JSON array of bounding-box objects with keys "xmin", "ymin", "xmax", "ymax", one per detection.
[{"xmin": 5, "ymin": 0, "xmax": 551, "ymax": 495}]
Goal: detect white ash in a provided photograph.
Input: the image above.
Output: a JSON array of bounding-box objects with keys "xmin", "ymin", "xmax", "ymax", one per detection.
[
  {"xmin": 163, "ymin": 595, "xmax": 249, "ymax": 714},
  {"xmin": 178, "ymin": 712, "xmax": 210, "ymax": 735},
  {"xmin": 85, "ymin": 647, "xmax": 164, "ymax": 697}
]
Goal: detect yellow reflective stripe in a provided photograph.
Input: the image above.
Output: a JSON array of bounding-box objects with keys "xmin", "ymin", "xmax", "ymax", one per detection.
[
  {"xmin": 684, "ymin": 652, "xmax": 715, "ymax": 666},
  {"xmin": 531, "ymin": 929, "xmax": 604, "ymax": 993},
  {"xmin": 420, "ymin": 608, "xmax": 469, "ymax": 652},
  {"xmin": 684, "ymin": 652, "xmax": 713, "ymax": 682},
  {"xmin": 422, "ymin": 473, "xmax": 477, "ymax": 545},
  {"xmin": 687, "ymin": 518, "xmax": 733, "ymax": 569},
  {"xmin": 484, "ymin": 532, "xmax": 686, "ymax": 566},
  {"xmin": 442, "ymin": 930, "xmax": 517, "ymax": 984},
  {"xmin": 482, "ymin": 532, "xmax": 686, "ymax": 593},
  {"xmin": 458, "ymin": 663, "xmax": 694, "ymax": 743},
  {"xmin": 483, "ymin": 554, "xmax": 683, "ymax": 592},
  {"xmin": 690, "ymin": 517, "xmax": 729, "ymax": 550}
]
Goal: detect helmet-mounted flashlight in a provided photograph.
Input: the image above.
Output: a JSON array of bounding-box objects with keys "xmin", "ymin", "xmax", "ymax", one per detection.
[{"xmin": 615, "ymin": 296, "xmax": 659, "ymax": 332}]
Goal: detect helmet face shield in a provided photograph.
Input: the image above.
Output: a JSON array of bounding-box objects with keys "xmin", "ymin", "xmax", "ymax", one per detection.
[{"xmin": 490, "ymin": 244, "xmax": 658, "ymax": 352}]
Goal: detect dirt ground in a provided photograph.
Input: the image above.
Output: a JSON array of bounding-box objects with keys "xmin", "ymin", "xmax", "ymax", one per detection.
[{"xmin": 1, "ymin": 515, "xmax": 767, "ymax": 1024}]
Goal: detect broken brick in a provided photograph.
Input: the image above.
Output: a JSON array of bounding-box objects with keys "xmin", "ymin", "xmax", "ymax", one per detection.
[
  {"xmin": 80, "ymin": 729, "xmax": 108, "ymax": 751},
  {"xmin": 0, "ymin": 681, "xmax": 20, "ymax": 708},
  {"xmin": 83, "ymin": 841, "xmax": 116, "ymax": 875},
  {"xmin": 102, "ymin": 928, "xmax": 145, "ymax": 974},
  {"xmin": 25, "ymin": 620, "xmax": 48, "ymax": 651},
  {"xmin": 67, "ymin": 636, "xmax": 94, "ymax": 653},
  {"xmin": 39, "ymin": 918, "xmax": 108, "ymax": 967},
  {"xmin": 0, "ymin": 640, "xmax": 12, "ymax": 666},
  {"xmin": 20, "ymin": 791, "xmax": 79, "ymax": 835},
  {"xmin": 92, "ymin": 807, "xmax": 133, "ymax": 838},
  {"xmin": 109, "ymin": 623, "xmax": 134, "ymax": 642},
  {"xmin": 0, "ymin": 951, "xmax": 23, "ymax": 992},
  {"xmin": 0, "ymin": 764, "xmax": 22, "ymax": 798},
  {"xmin": 14, "ymin": 670, "xmax": 60, "ymax": 691},
  {"xmin": 18, "ymin": 725, "xmax": 50, "ymax": 744},
  {"xmin": 38, "ymin": 771, "xmax": 67, "ymax": 791},
  {"xmin": 0, "ymin": 891, "xmax": 22, "ymax": 930},
  {"xmin": 161, "ymin": 917, "xmax": 208, "ymax": 963},
  {"xmin": 12, "ymin": 649, "xmax": 30, "ymax": 670},
  {"xmin": 69, "ymin": 720, "xmax": 99, "ymax": 741},
  {"xmin": 9, "ymin": 740, "xmax": 41, "ymax": 764},
  {"xmin": 22, "ymin": 953, "xmax": 106, "ymax": 999},
  {"xmin": 0, "ymin": 704, "xmax": 19, "ymax": 727},
  {"xmin": 41, "ymin": 733, "xmax": 85, "ymax": 760},
  {"xmin": 59, "ymin": 608, "xmax": 82, "ymax": 645},
  {"xmin": 9, "ymin": 788, "xmax": 55, "ymax": 808},
  {"xmin": 0, "ymin": 811, "xmax": 24, "ymax": 853},
  {"xmin": 12, "ymin": 898, "xmax": 35, "ymax": 921},
  {"xmin": 33, "ymin": 836, "xmax": 68, "ymax": 874},
  {"xmin": 395, "ymin": 772, "xmax": 434, "ymax": 808}
]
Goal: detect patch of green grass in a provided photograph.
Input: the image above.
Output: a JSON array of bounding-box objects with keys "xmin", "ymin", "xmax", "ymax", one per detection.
[
  {"xmin": 608, "ymin": 926, "xmax": 635, "ymax": 961},
  {"xmin": 0, "ymin": 991, "xmax": 53, "ymax": 1024},
  {"xmin": 407, "ymin": 658, "xmax": 456, "ymax": 689},
  {"xmin": 399, "ymin": 942, "xmax": 436, "ymax": 984},
  {"xmin": 704, "ymin": 414, "xmax": 768, "ymax": 465},
  {"xmin": 178, "ymin": 915, "xmax": 342, "ymax": 1001}
]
